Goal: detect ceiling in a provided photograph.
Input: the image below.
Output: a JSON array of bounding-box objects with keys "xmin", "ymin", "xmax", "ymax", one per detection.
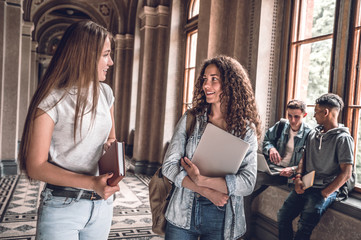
[{"xmin": 22, "ymin": 0, "xmax": 139, "ymax": 55}]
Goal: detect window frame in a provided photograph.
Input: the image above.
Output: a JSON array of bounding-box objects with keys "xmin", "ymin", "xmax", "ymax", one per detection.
[
  {"xmin": 344, "ymin": 0, "xmax": 361, "ymax": 192},
  {"xmin": 286, "ymin": 0, "xmax": 335, "ymax": 103},
  {"xmin": 285, "ymin": 0, "xmax": 361, "ymax": 192},
  {"xmin": 182, "ymin": 0, "xmax": 199, "ymax": 114}
]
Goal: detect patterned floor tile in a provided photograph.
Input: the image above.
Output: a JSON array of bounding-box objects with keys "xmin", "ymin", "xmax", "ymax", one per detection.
[{"xmin": 0, "ymin": 170, "xmax": 163, "ymax": 240}]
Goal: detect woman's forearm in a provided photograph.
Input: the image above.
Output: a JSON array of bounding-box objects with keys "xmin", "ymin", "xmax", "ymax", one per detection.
[
  {"xmin": 195, "ymin": 176, "xmax": 228, "ymax": 194},
  {"xmin": 182, "ymin": 176, "xmax": 229, "ymax": 206}
]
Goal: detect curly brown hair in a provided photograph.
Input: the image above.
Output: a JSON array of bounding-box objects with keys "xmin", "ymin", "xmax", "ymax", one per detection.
[{"xmin": 191, "ymin": 55, "xmax": 261, "ymax": 139}]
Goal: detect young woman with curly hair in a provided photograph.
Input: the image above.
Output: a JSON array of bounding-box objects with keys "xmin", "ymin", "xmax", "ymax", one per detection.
[{"xmin": 162, "ymin": 55, "xmax": 261, "ymax": 240}]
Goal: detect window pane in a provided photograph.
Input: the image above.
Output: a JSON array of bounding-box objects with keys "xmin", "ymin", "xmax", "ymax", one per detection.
[
  {"xmin": 187, "ymin": 68, "xmax": 195, "ymax": 103},
  {"xmin": 183, "ymin": 30, "xmax": 198, "ymax": 113},
  {"xmin": 295, "ymin": 39, "xmax": 332, "ymax": 104},
  {"xmin": 189, "ymin": 32, "xmax": 198, "ymax": 68},
  {"xmin": 304, "ymin": 106, "xmax": 317, "ymax": 128},
  {"xmin": 298, "ymin": 0, "xmax": 336, "ymax": 40},
  {"xmin": 189, "ymin": 0, "xmax": 199, "ymax": 19},
  {"xmin": 357, "ymin": 110, "xmax": 361, "ymax": 185},
  {"xmin": 358, "ymin": 3, "xmax": 361, "ymax": 27}
]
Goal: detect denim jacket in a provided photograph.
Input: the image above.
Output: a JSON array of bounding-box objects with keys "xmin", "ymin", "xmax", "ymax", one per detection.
[
  {"xmin": 162, "ymin": 111, "xmax": 258, "ymax": 240},
  {"xmin": 262, "ymin": 119, "xmax": 311, "ymax": 167}
]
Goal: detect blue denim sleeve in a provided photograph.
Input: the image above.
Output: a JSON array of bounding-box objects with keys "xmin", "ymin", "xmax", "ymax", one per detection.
[
  {"xmin": 262, "ymin": 121, "xmax": 281, "ymax": 156},
  {"xmin": 225, "ymin": 127, "xmax": 258, "ymax": 197},
  {"xmin": 162, "ymin": 112, "xmax": 188, "ymax": 188}
]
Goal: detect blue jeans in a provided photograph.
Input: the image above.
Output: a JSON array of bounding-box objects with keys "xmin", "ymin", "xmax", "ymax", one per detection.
[
  {"xmin": 277, "ymin": 188, "xmax": 337, "ymax": 240},
  {"xmin": 36, "ymin": 188, "xmax": 114, "ymax": 240},
  {"xmin": 165, "ymin": 195, "xmax": 226, "ymax": 240}
]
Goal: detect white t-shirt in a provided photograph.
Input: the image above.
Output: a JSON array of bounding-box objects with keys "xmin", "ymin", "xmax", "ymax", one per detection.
[
  {"xmin": 279, "ymin": 128, "xmax": 298, "ymax": 167},
  {"xmin": 38, "ymin": 83, "xmax": 114, "ymax": 175}
]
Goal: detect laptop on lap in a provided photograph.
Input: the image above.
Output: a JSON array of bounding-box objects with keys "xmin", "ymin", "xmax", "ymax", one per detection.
[{"xmin": 257, "ymin": 153, "xmax": 285, "ymax": 175}]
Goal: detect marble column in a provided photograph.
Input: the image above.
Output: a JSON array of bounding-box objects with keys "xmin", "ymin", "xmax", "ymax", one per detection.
[
  {"xmin": 30, "ymin": 41, "xmax": 38, "ymax": 98},
  {"xmin": 196, "ymin": 0, "xmax": 285, "ymax": 134},
  {"xmin": 133, "ymin": 5, "xmax": 170, "ymax": 174},
  {"xmin": 0, "ymin": 1, "xmax": 5, "ymax": 166},
  {"xmin": 196, "ymin": 0, "xmax": 255, "ymax": 78},
  {"xmin": 18, "ymin": 21, "xmax": 34, "ymax": 140},
  {"xmin": 113, "ymin": 34, "xmax": 134, "ymax": 145},
  {"xmin": 0, "ymin": 0, "xmax": 22, "ymax": 176}
]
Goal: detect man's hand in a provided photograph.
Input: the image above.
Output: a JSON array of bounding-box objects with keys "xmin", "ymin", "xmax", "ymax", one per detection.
[
  {"xmin": 269, "ymin": 148, "xmax": 282, "ymax": 164},
  {"xmin": 320, "ymin": 190, "xmax": 328, "ymax": 199},
  {"xmin": 280, "ymin": 167, "xmax": 294, "ymax": 177},
  {"xmin": 294, "ymin": 178, "xmax": 305, "ymax": 194}
]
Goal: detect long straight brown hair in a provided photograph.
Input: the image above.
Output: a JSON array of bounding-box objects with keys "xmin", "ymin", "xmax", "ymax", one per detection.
[{"xmin": 18, "ymin": 20, "xmax": 110, "ymax": 174}]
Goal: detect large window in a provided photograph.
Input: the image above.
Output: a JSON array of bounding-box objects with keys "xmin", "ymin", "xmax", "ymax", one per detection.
[
  {"xmin": 182, "ymin": 0, "xmax": 199, "ymax": 113},
  {"xmin": 346, "ymin": 0, "xmax": 361, "ymax": 187},
  {"xmin": 287, "ymin": 0, "xmax": 361, "ymax": 191},
  {"xmin": 287, "ymin": 0, "xmax": 336, "ymax": 127}
]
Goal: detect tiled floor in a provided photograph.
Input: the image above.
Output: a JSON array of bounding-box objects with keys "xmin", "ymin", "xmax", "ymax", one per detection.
[{"xmin": 0, "ymin": 172, "xmax": 163, "ymax": 240}]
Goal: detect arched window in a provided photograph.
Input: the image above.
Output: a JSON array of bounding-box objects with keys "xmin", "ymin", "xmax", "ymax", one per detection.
[
  {"xmin": 188, "ymin": 0, "xmax": 199, "ymax": 19},
  {"xmin": 183, "ymin": 0, "xmax": 199, "ymax": 113}
]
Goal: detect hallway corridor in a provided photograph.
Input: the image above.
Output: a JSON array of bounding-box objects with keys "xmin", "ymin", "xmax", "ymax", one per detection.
[{"xmin": 0, "ymin": 160, "xmax": 163, "ymax": 240}]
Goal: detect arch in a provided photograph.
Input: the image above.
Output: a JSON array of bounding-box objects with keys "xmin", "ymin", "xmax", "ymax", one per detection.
[
  {"xmin": 109, "ymin": 0, "xmax": 127, "ymax": 33},
  {"xmin": 23, "ymin": 0, "xmax": 32, "ymax": 21},
  {"xmin": 125, "ymin": 0, "xmax": 139, "ymax": 35},
  {"xmin": 36, "ymin": 20, "xmax": 72, "ymax": 54},
  {"xmin": 31, "ymin": 1, "xmax": 107, "ymax": 31},
  {"xmin": 35, "ymin": 18, "xmax": 74, "ymax": 43}
]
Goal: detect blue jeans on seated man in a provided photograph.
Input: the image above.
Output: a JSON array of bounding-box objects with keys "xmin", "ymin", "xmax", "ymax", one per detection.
[
  {"xmin": 165, "ymin": 195, "xmax": 226, "ymax": 240},
  {"xmin": 277, "ymin": 188, "xmax": 337, "ymax": 240}
]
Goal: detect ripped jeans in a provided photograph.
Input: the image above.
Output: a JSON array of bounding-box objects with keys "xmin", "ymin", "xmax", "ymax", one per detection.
[
  {"xmin": 277, "ymin": 188, "xmax": 337, "ymax": 240},
  {"xmin": 36, "ymin": 188, "xmax": 113, "ymax": 240}
]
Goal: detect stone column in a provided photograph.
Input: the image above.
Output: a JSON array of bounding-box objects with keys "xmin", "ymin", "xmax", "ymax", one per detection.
[
  {"xmin": 0, "ymin": 1, "xmax": 5, "ymax": 166},
  {"xmin": 18, "ymin": 21, "xmax": 34, "ymax": 139},
  {"xmin": 196, "ymin": 0, "xmax": 255, "ymax": 77},
  {"xmin": 0, "ymin": 0, "xmax": 22, "ymax": 176},
  {"xmin": 254, "ymin": 0, "xmax": 283, "ymax": 132},
  {"xmin": 113, "ymin": 34, "xmax": 134, "ymax": 144},
  {"xmin": 133, "ymin": 5, "xmax": 170, "ymax": 174},
  {"xmin": 162, "ymin": 0, "xmax": 187, "ymax": 150},
  {"xmin": 30, "ymin": 41, "xmax": 38, "ymax": 98}
]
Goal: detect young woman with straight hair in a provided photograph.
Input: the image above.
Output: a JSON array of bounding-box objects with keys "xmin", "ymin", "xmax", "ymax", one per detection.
[{"xmin": 18, "ymin": 20, "xmax": 119, "ymax": 240}]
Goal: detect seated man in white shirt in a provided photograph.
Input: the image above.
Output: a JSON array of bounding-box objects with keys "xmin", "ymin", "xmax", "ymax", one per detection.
[{"xmin": 244, "ymin": 99, "xmax": 311, "ymax": 240}]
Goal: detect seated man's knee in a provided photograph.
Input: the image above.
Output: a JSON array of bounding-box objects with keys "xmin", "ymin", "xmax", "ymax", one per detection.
[
  {"xmin": 277, "ymin": 207, "xmax": 288, "ymax": 224},
  {"xmin": 295, "ymin": 219, "xmax": 315, "ymax": 240}
]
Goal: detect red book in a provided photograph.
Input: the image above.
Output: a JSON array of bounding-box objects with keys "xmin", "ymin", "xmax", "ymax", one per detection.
[{"xmin": 98, "ymin": 141, "xmax": 126, "ymax": 186}]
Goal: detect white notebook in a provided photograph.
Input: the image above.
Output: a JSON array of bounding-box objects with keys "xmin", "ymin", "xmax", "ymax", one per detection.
[{"xmin": 191, "ymin": 123, "xmax": 250, "ymax": 177}]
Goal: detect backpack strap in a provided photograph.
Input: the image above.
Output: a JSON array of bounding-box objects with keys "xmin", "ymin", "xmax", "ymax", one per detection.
[
  {"xmin": 186, "ymin": 111, "xmax": 196, "ymax": 138},
  {"xmin": 276, "ymin": 118, "xmax": 287, "ymax": 141}
]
